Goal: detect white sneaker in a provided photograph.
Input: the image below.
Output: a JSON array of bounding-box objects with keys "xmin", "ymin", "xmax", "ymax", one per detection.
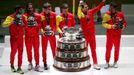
[
  {"xmin": 28, "ymin": 63, "xmax": 33, "ymax": 71},
  {"xmin": 35, "ymin": 65, "xmax": 43, "ymax": 72},
  {"xmin": 112, "ymin": 63, "xmax": 118, "ymax": 68},
  {"xmin": 104, "ymin": 63, "xmax": 110, "ymax": 69},
  {"xmin": 93, "ymin": 64, "xmax": 101, "ymax": 70}
]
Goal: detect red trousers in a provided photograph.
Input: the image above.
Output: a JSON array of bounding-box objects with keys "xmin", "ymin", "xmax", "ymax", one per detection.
[
  {"xmin": 84, "ymin": 32, "xmax": 98, "ymax": 64},
  {"xmin": 105, "ymin": 33, "xmax": 121, "ymax": 63},
  {"xmin": 41, "ymin": 35, "xmax": 56, "ymax": 64},
  {"xmin": 25, "ymin": 36, "xmax": 40, "ymax": 65},
  {"xmin": 10, "ymin": 36, "xmax": 23, "ymax": 68}
]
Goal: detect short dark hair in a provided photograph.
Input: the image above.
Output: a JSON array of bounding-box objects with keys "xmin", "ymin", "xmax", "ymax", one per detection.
[
  {"xmin": 110, "ymin": 2, "xmax": 118, "ymax": 9},
  {"xmin": 26, "ymin": 3, "xmax": 33, "ymax": 9},
  {"xmin": 81, "ymin": 2, "xmax": 87, "ymax": 8},
  {"xmin": 15, "ymin": 5, "xmax": 22, "ymax": 12},
  {"xmin": 43, "ymin": 2, "xmax": 51, "ymax": 9},
  {"xmin": 25, "ymin": 3, "xmax": 33, "ymax": 12},
  {"xmin": 61, "ymin": 3, "xmax": 68, "ymax": 9}
]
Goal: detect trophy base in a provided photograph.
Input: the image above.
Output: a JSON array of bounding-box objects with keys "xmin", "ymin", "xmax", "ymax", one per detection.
[
  {"xmin": 53, "ymin": 56, "xmax": 91, "ymax": 72},
  {"xmin": 53, "ymin": 64, "xmax": 91, "ymax": 72},
  {"xmin": 53, "ymin": 27, "xmax": 91, "ymax": 72}
]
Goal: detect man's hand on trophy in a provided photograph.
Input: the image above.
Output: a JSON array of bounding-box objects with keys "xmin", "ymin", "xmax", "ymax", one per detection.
[
  {"xmin": 51, "ymin": 31, "xmax": 54, "ymax": 36},
  {"xmin": 59, "ymin": 32, "xmax": 65, "ymax": 37},
  {"xmin": 102, "ymin": 0, "xmax": 106, "ymax": 2},
  {"xmin": 20, "ymin": 20, "xmax": 24, "ymax": 25},
  {"xmin": 111, "ymin": 25, "xmax": 116, "ymax": 29},
  {"xmin": 41, "ymin": 31, "xmax": 45, "ymax": 36},
  {"xmin": 35, "ymin": 21, "xmax": 38, "ymax": 26}
]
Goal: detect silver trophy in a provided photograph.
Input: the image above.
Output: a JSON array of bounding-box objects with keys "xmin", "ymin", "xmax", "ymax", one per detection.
[
  {"xmin": 53, "ymin": 27, "xmax": 91, "ymax": 72},
  {"xmin": 76, "ymin": 28, "xmax": 84, "ymax": 40},
  {"xmin": 44, "ymin": 25, "xmax": 53, "ymax": 36},
  {"xmin": 28, "ymin": 15, "xmax": 36, "ymax": 27},
  {"xmin": 62, "ymin": 26, "xmax": 68, "ymax": 37},
  {"xmin": 58, "ymin": 27, "xmax": 85, "ymax": 50},
  {"xmin": 64, "ymin": 27, "xmax": 78, "ymax": 41},
  {"xmin": 14, "ymin": 14, "xmax": 23, "ymax": 25},
  {"xmin": 115, "ymin": 19, "xmax": 123, "ymax": 29},
  {"xmin": 57, "ymin": 50, "xmax": 88, "ymax": 59},
  {"xmin": 62, "ymin": 27, "xmax": 84, "ymax": 41}
]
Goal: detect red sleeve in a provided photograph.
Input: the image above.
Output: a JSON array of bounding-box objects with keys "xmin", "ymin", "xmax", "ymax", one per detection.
[
  {"xmin": 37, "ymin": 14, "xmax": 42, "ymax": 29},
  {"xmin": 52, "ymin": 13, "xmax": 56, "ymax": 33},
  {"xmin": 90, "ymin": 2, "xmax": 105, "ymax": 15},
  {"xmin": 39, "ymin": 13, "xmax": 44, "ymax": 29},
  {"xmin": 22, "ymin": 16, "xmax": 25, "ymax": 28},
  {"xmin": 22, "ymin": 14, "xmax": 27, "ymax": 29},
  {"xmin": 71, "ymin": 15, "xmax": 75, "ymax": 27},
  {"xmin": 121, "ymin": 12, "xmax": 127, "ymax": 28}
]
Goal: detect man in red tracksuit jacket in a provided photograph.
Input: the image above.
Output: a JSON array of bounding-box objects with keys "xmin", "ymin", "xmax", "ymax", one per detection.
[
  {"xmin": 102, "ymin": 2, "xmax": 126, "ymax": 69},
  {"xmin": 23, "ymin": 3, "xmax": 42, "ymax": 72},
  {"xmin": 56, "ymin": 3, "xmax": 75, "ymax": 37},
  {"xmin": 77, "ymin": 0, "xmax": 105, "ymax": 70},
  {"xmin": 40, "ymin": 3, "xmax": 56, "ymax": 70},
  {"xmin": 2, "ymin": 5, "xmax": 24, "ymax": 74}
]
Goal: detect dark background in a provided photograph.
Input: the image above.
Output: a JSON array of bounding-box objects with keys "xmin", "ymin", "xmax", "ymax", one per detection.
[{"xmin": 0, "ymin": 0, "xmax": 132, "ymax": 16}]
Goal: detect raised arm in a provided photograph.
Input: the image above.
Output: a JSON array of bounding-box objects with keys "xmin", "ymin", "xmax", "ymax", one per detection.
[
  {"xmin": 90, "ymin": 0, "xmax": 105, "ymax": 15},
  {"xmin": 77, "ymin": 0, "xmax": 85, "ymax": 19},
  {"xmin": 56, "ymin": 15, "xmax": 62, "ymax": 33}
]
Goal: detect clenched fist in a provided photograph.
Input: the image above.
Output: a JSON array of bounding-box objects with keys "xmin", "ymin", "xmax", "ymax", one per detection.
[{"xmin": 102, "ymin": 0, "xmax": 106, "ymax": 2}]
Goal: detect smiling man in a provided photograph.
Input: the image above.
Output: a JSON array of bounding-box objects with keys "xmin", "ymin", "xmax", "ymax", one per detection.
[
  {"xmin": 40, "ymin": 2, "xmax": 56, "ymax": 70},
  {"xmin": 56, "ymin": 3, "xmax": 75, "ymax": 38},
  {"xmin": 2, "ymin": 5, "xmax": 24, "ymax": 74},
  {"xmin": 77, "ymin": 0, "xmax": 106, "ymax": 70}
]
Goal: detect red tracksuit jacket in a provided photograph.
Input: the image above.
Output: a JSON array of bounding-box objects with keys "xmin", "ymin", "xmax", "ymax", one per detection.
[
  {"xmin": 56, "ymin": 13, "xmax": 75, "ymax": 33},
  {"xmin": 77, "ymin": 2, "xmax": 105, "ymax": 64},
  {"xmin": 23, "ymin": 13, "xmax": 41, "ymax": 37},
  {"xmin": 2, "ymin": 13, "xmax": 24, "ymax": 68},
  {"xmin": 103, "ymin": 11, "xmax": 127, "ymax": 35},
  {"xmin": 3, "ymin": 14, "xmax": 24, "ymax": 37},
  {"xmin": 40, "ymin": 11, "xmax": 57, "ymax": 64},
  {"xmin": 78, "ymin": 2, "xmax": 105, "ymax": 35},
  {"xmin": 102, "ymin": 11, "xmax": 127, "ymax": 63},
  {"xmin": 40, "ymin": 11, "xmax": 56, "ymax": 33}
]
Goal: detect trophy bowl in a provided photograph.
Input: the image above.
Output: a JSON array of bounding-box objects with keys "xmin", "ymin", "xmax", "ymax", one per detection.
[
  {"xmin": 63, "ymin": 27, "xmax": 79, "ymax": 41},
  {"xmin": 14, "ymin": 14, "xmax": 23, "ymax": 25},
  {"xmin": 44, "ymin": 25, "xmax": 53, "ymax": 36},
  {"xmin": 28, "ymin": 16, "xmax": 36, "ymax": 27},
  {"xmin": 54, "ymin": 27, "xmax": 91, "ymax": 72},
  {"xmin": 115, "ymin": 19, "xmax": 123, "ymax": 29}
]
